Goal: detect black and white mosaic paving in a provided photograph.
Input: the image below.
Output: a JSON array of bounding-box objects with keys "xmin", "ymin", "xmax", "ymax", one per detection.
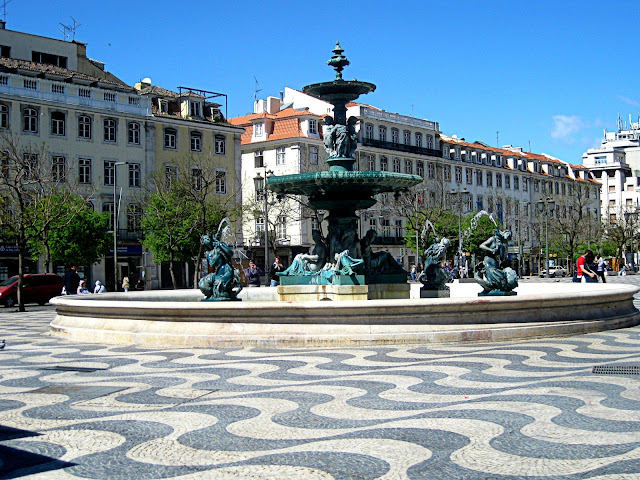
[{"xmin": 1, "ymin": 276, "xmax": 640, "ymax": 479}]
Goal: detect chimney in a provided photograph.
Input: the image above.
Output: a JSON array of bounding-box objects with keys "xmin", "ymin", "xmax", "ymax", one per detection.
[{"xmin": 0, "ymin": 20, "xmax": 6, "ymax": 30}]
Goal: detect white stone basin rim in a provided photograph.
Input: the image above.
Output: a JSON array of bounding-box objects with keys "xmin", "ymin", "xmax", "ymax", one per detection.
[{"xmin": 49, "ymin": 283, "xmax": 640, "ymax": 348}]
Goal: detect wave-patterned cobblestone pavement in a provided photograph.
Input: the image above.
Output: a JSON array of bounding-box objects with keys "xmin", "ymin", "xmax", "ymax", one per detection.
[{"xmin": 1, "ymin": 278, "xmax": 640, "ymax": 479}]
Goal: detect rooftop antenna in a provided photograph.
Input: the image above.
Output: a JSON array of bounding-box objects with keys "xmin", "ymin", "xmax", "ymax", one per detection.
[
  {"xmin": 528, "ymin": 140, "xmax": 531, "ymax": 152},
  {"xmin": 0, "ymin": 0, "xmax": 12, "ymax": 22},
  {"xmin": 58, "ymin": 22, "xmax": 70, "ymax": 41},
  {"xmin": 410, "ymin": 104, "xmax": 414, "ymax": 117},
  {"xmin": 253, "ymin": 76, "xmax": 262, "ymax": 102},
  {"xmin": 496, "ymin": 131, "xmax": 499, "ymax": 147},
  {"xmin": 70, "ymin": 17, "xmax": 81, "ymax": 41}
]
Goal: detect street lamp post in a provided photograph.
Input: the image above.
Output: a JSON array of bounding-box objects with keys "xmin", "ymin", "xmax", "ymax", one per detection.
[
  {"xmin": 113, "ymin": 161, "xmax": 127, "ymax": 291},
  {"xmin": 536, "ymin": 197, "xmax": 555, "ymax": 278},
  {"xmin": 450, "ymin": 188, "xmax": 468, "ymax": 273},
  {"xmin": 254, "ymin": 169, "xmax": 274, "ymax": 286},
  {"xmin": 624, "ymin": 209, "xmax": 637, "ymax": 270}
]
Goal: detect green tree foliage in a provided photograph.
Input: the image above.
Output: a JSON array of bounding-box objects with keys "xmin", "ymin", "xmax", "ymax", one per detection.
[{"xmin": 463, "ymin": 214, "xmax": 501, "ymax": 258}]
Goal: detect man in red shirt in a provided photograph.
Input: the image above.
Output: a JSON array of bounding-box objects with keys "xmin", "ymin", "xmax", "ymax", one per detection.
[{"xmin": 576, "ymin": 250, "xmax": 596, "ymax": 282}]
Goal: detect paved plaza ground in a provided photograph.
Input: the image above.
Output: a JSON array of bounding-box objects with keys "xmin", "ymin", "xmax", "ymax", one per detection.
[{"xmin": 1, "ymin": 276, "xmax": 639, "ymax": 479}]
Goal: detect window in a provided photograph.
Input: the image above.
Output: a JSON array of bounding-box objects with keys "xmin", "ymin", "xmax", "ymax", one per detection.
[
  {"xmin": 367, "ymin": 155, "xmax": 375, "ymax": 171},
  {"xmin": 104, "ymin": 160, "xmax": 115, "ymax": 186},
  {"xmin": 486, "ymin": 171, "xmax": 493, "ymax": 187},
  {"xmin": 534, "ymin": 180, "xmax": 540, "ymax": 192},
  {"xmin": 128, "ymin": 96, "xmax": 140, "ymax": 106},
  {"xmin": 455, "ymin": 148, "xmax": 461, "ymax": 160},
  {"xmin": 159, "ymin": 100, "xmax": 168, "ymax": 114},
  {"xmin": 365, "ymin": 123, "xmax": 373, "ymax": 140},
  {"xmin": 415, "ymin": 132, "xmax": 422, "ymax": 148},
  {"xmin": 369, "ymin": 218, "xmax": 377, "ymax": 232},
  {"xmin": 496, "ymin": 173, "xmax": 502, "ymax": 188},
  {"xmin": 562, "ymin": 183, "xmax": 566, "ymax": 195},
  {"xmin": 477, "ymin": 194, "xmax": 483, "ymax": 210},
  {"xmin": 215, "ymin": 170, "xmax": 227, "ymax": 194},
  {"xmin": 455, "ymin": 166, "xmax": 462, "ymax": 183},
  {"xmin": 254, "ymin": 122, "xmax": 264, "ymax": 136},
  {"xmin": 190, "ymin": 131, "xmax": 202, "ymax": 152},
  {"xmin": 127, "ymin": 204, "xmax": 142, "ymax": 232},
  {"xmin": 428, "ymin": 162, "xmax": 435, "ymax": 179},
  {"xmin": 255, "ymin": 216, "xmax": 265, "ymax": 236},
  {"xmin": 128, "ymin": 163, "xmax": 140, "ymax": 188},
  {"xmin": 444, "ymin": 146, "xmax": 450, "ymax": 158},
  {"xmin": 416, "ymin": 161, "xmax": 424, "ymax": 177},
  {"xmin": 309, "ymin": 146, "xmax": 318, "ymax": 165},
  {"xmin": 382, "ymin": 218, "xmax": 391, "ymax": 237},
  {"xmin": 50, "ymin": 111, "xmax": 65, "ymax": 136},
  {"xmin": 541, "ymin": 181, "xmax": 546, "ymax": 193},
  {"xmin": 308, "ymin": 119, "xmax": 318, "ymax": 135},
  {"xmin": 164, "ymin": 128, "xmax": 176, "ymax": 149},
  {"xmin": 78, "ymin": 115, "xmax": 91, "ymax": 139},
  {"xmin": 466, "ymin": 168, "xmax": 473, "ymax": 185},
  {"xmin": 104, "ymin": 92, "xmax": 116, "ymax": 102},
  {"xmin": 276, "ymin": 215, "xmax": 287, "ymax": 239},
  {"xmin": 32, "ymin": 51, "xmax": 67, "ymax": 68},
  {"xmin": 23, "ymin": 79, "xmax": 37, "ymax": 90},
  {"xmin": 608, "ymin": 185, "xmax": 615, "ymax": 193},
  {"xmin": 215, "ymin": 135, "xmax": 225, "ymax": 154},
  {"xmin": 102, "ymin": 202, "xmax": 114, "ymax": 230},
  {"xmin": 0, "ymin": 75, "xmax": 7, "ymax": 85},
  {"xmin": 378, "ymin": 125, "xmax": 387, "ymax": 142},
  {"xmin": 51, "ymin": 84, "xmax": 64, "ymax": 94},
  {"xmin": 444, "ymin": 165, "xmax": 451, "ymax": 181},
  {"xmin": 22, "ymin": 153, "xmax": 38, "ymax": 180},
  {"xmin": 391, "ymin": 128, "xmax": 399, "ymax": 144},
  {"xmin": 476, "ymin": 169, "xmax": 483, "ymax": 186},
  {"xmin": 395, "ymin": 219, "xmax": 403, "ymax": 238},
  {"xmin": 255, "ymin": 150, "xmax": 264, "ymax": 168},
  {"xmin": 505, "ymin": 175, "xmax": 510, "ymax": 189},
  {"xmin": 0, "ymin": 103, "xmax": 7, "ymax": 128},
  {"xmin": 393, "ymin": 157, "xmax": 401, "ymax": 173},
  {"xmin": 276, "ymin": 147, "xmax": 286, "ymax": 165},
  {"xmin": 523, "ymin": 178, "xmax": 528, "ymax": 192},
  {"xmin": 190, "ymin": 101, "xmax": 201, "ymax": 117},
  {"xmin": 191, "ymin": 166, "xmax": 203, "ymax": 191},
  {"xmin": 254, "ymin": 176, "xmax": 265, "ymax": 201},
  {"xmin": 404, "ymin": 130, "xmax": 411, "ymax": 145},
  {"xmin": 426, "ymin": 135, "xmax": 433, "ymax": 149},
  {"xmin": 51, "ymin": 156, "xmax": 66, "ymax": 182},
  {"xmin": 128, "ymin": 122, "xmax": 140, "ymax": 145},
  {"xmin": 23, "ymin": 107, "xmax": 38, "ymax": 133},
  {"xmin": 380, "ymin": 156, "xmax": 388, "ymax": 171},
  {"xmin": 555, "ymin": 182, "xmax": 559, "ymax": 195},
  {"xmin": 78, "ymin": 158, "xmax": 92, "ymax": 184},
  {"xmin": 164, "ymin": 164, "xmax": 177, "ymax": 190},
  {"xmin": 104, "ymin": 119, "xmax": 116, "ymax": 142},
  {"xmin": 79, "ymin": 88, "xmax": 91, "ymax": 98}
]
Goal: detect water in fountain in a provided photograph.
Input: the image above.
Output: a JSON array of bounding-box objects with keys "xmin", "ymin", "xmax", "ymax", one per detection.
[{"xmin": 462, "ymin": 210, "xmax": 498, "ymax": 245}]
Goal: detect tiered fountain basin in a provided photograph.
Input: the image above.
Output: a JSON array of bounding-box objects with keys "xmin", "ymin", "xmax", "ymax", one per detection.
[{"xmin": 49, "ymin": 282, "xmax": 640, "ymax": 348}]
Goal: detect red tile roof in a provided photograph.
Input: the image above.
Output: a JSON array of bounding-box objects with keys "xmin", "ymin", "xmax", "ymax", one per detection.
[{"xmin": 229, "ymin": 107, "xmax": 323, "ymax": 145}]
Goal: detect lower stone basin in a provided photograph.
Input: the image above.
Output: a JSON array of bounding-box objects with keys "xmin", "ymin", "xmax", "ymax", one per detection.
[{"xmin": 49, "ymin": 283, "xmax": 640, "ymax": 348}]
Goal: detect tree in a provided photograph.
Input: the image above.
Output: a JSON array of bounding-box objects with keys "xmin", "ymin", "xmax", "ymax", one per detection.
[{"xmin": 0, "ymin": 132, "xmax": 93, "ymax": 311}]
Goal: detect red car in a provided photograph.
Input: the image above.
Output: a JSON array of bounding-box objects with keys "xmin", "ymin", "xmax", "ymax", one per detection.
[{"xmin": 0, "ymin": 274, "xmax": 64, "ymax": 307}]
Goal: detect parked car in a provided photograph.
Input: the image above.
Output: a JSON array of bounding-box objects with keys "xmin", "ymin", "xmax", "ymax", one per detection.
[
  {"xmin": 539, "ymin": 266, "xmax": 567, "ymax": 277},
  {"xmin": 0, "ymin": 274, "xmax": 64, "ymax": 307}
]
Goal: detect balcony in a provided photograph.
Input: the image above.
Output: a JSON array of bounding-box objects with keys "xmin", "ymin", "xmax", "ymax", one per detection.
[{"xmin": 361, "ymin": 138, "xmax": 442, "ymax": 158}]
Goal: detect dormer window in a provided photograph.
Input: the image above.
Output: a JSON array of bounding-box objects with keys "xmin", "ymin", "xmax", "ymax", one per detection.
[
  {"xmin": 159, "ymin": 100, "xmax": 168, "ymax": 114},
  {"xmin": 190, "ymin": 101, "xmax": 201, "ymax": 118},
  {"xmin": 254, "ymin": 122, "xmax": 264, "ymax": 137}
]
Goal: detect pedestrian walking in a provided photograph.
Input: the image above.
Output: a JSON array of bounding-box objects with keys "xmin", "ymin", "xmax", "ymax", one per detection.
[
  {"xmin": 122, "ymin": 275, "xmax": 130, "ymax": 292},
  {"xmin": 575, "ymin": 249, "xmax": 597, "ymax": 283},
  {"xmin": 64, "ymin": 266, "xmax": 80, "ymax": 296},
  {"xmin": 269, "ymin": 256, "xmax": 286, "ymax": 287},
  {"xmin": 595, "ymin": 255, "xmax": 606, "ymax": 283}
]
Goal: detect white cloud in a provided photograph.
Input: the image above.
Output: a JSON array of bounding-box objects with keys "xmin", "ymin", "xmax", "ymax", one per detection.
[
  {"xmin": 617, "ymin": 95, "xmax": 640, "ymax": 108},
  {"xmin": 551, "ymin": 115, "xmax": 583, "ymax": 142}
]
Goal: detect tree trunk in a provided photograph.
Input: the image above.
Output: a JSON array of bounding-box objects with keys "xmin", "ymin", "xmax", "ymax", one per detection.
[
  {"xmin": 17, "ymin": 247, "xmax": 25, "ymax": 312},
  {"xmin": 193, "ymin": 243, "xmax": 204, "ymax": 289},
  {"xmin": 44, "ymin": 244, "xmax": 51, "ymax": 273},
  {"xmin": 168, "ymin": 251, "xmax": 177, "ymax": 289}
]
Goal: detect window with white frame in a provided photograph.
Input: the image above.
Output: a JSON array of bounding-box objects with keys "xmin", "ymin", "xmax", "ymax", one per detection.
[
  {"xmin": 164, "ymin": 128, "xmax": 177, "ymax": 149},
  {"xmin": 523, "ymin": 178, "xmax": 528, "ymax": 192},
  {"xmin": 190, "ymin": 131, "xmax": 202, "ymax": 152},
  {"xmin": 78, "ymin": 115, "xmax": 91, "ymax": 139},
  {"xmin": 416, "ymin": 161, "xmax": 424, "ymax": 177},
  {"xmin": 444, "ymin": 165, "xmax": 451, "ymax": 181},
  {"xmin": 23, "ymin": 107, "xmax": 38, "ymax": 133},
  {"xmin": 378, "ymin": 125, "xmax": 387, "ymax": 142},
  {"xmin": 496, "ymin": 173, "xmax": 502, "ymax": 188},
  {"xmin": 486, "ymin": 171, "xmax": 493, "ymax": 187},
  {"xmin": 159, "ymin": 100, "xmax": 168, "ymax": 113},
  {"xmin": 104, "ymin": 118, "xmax": 116, "ymax": 142},
  {"xmin": 455, "ymin": 148, "xmax": 461, "ymax": 160},
  {"xmin": 215, "ymin": 170, "xmax": 226, "ymax": 194},
  {"xmin": 415, "ymin": 132, "xmax": 422, "ymax": 148},
  {"xmin": 505, "ymin": 175, "xmax": 510, "ymax": 189},
  {"xmin": 369, "ymin": 218, "xmax": 377, "ymax": 232},
  {"xmin": 276, "ymin": 215, "xmax": 287, "ymax": 239},
  {"xmin": 190, "ymin": 101, "xmax": 201, "ymax": 117},
  {"xmin": 78, "ymin": 157, "xmax": 92, "ymax": 184},
  {"xmin": 444, "ymin": 145, "xmax": 450, "ymax": 158},
  {"xmin": 514, "ymin": 176, "xmax": 519, "ymax": 190},
  {"xmin": 404, "ymin": 130, "xmax": 411, "ymax": 145},
  {"xmin": 102, "ymin": 202, "xmax": 114, "ymax": 230},
  {"xmin": 215, "ymin": 135, "xmax": 225, "ymax": 154},
  {"xmin": 428, "ymin": 162, "xmax": 435, "ymax": 179},
  {"xmin": 104, "ymin": 160, "xmax": 115, "ymax": 186},
  {"xmin": 561, "ymin": 183, "xmax": 566, "ymax": 195},
  {"xmin": 254, "ymin": 122, "xmax": 264, "ymax": 136},
  {"xmin": 391, "ymin": 128, "xmax": 399, "ymax": 144},
  {"xmin": 0, "ymin": 103, "xmax": 8, "ymax": 128},
  {"xmin": 393, "ymin": 157, "xmax": 401, "ymax": 173},
  {"xmin": 426, "ymin": 135, "xmax": 433, "ymax": 149},
  {"xmin": 128, "ymin": 122, "xmax": 140, "ymax": 145},
  {"xmin": 128, "ymin": 163, "xmax": 140, "ymax": 188},
  {"xmin": 382, "ymin": 218, "xmax": 391, "ymax": 237},
  {"xmin": 308, "ymin": 119, "xmax": 318, "ymax": 134},
  {"xmin": 476, "ymin": 169, "xmax": 483, "ymax": 186},
  {"xmin": 380, "ymin": 156, "xmax": 388, "ymax": 171},
  {"xmin": 164, "ymin": 164, "xmax": 177, "ymax": 190},
  {"xmin": 191, "ymin": 166, "xmax": 203, "ymax": 191},
  {"xmin": 395, "ymin": 219, "xmax": 403, "ymax": 237},
  {"xmin": 276, "ymin": 146, "xmax": 286, "ymax": 165},
  {"xmin": 254, "ymin": 150, "xmax": 264, "ymax": 168},
  {"xmin": 365, "ymin": 123, "xmax": 373, "ymax": 139},
  {"xmin": 466, "ymin": 168, "xmax": 473, "ymax": 185},
  {"xmin": 404, "ymin": 159, "xmax": 412, "ymax": 174},
  {"xmin": 255, "ymin": 216, "xmax": 265, "ymax": 237},
  {"xmin": 127, "ymin": 204, "xmax": 143, "ymax": 231},
  {"xmin": 309, "ymin": 146, "xmax": 318, "ymax": 165},
  {"xmin": 368, "ymin": 154, "xmax": 375, "ymax": 171},
  {"xmin": 51, "ymin": 156, "xmax": 66, "ymax": 182},
  {"xmin": 51, "ymin": 111, "xmax": 65, "ymax": 136},
  {"xmin": 534, "ymin": 179, "xmax": 539, "ymax": 192},
  {"xmin": 455, "ymin": 166, "xmax": 462, "ymax": 183}
]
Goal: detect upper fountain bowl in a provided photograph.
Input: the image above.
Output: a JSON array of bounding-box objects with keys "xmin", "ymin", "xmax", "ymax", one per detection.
[{"xmin": 303, "ymin": 80, "xmax": 376, "ymax": 105}]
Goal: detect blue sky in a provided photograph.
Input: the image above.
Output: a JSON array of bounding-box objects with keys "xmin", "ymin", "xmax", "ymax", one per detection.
[{"xmin": 7, "ymin": 0, "xmax": 640, "ymax": 164}]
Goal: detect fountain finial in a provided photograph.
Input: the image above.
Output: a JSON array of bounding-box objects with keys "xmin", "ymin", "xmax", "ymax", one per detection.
[{"xmin": 327, "ymin": 41, "xmax": 350, "ymax": 81}]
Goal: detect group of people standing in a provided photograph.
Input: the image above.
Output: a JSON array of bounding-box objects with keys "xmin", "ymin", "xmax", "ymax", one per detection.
[
  {"xmin": 244, "ymin": 256, "xmax": 286, "ymax": 287},
  {"xmin": 575, "ymin": 250, "xmax": 609, "ymax": 283},
  {"xmin": 63, "ymin": 266, "xmax": 107, "ymax": 295}
]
